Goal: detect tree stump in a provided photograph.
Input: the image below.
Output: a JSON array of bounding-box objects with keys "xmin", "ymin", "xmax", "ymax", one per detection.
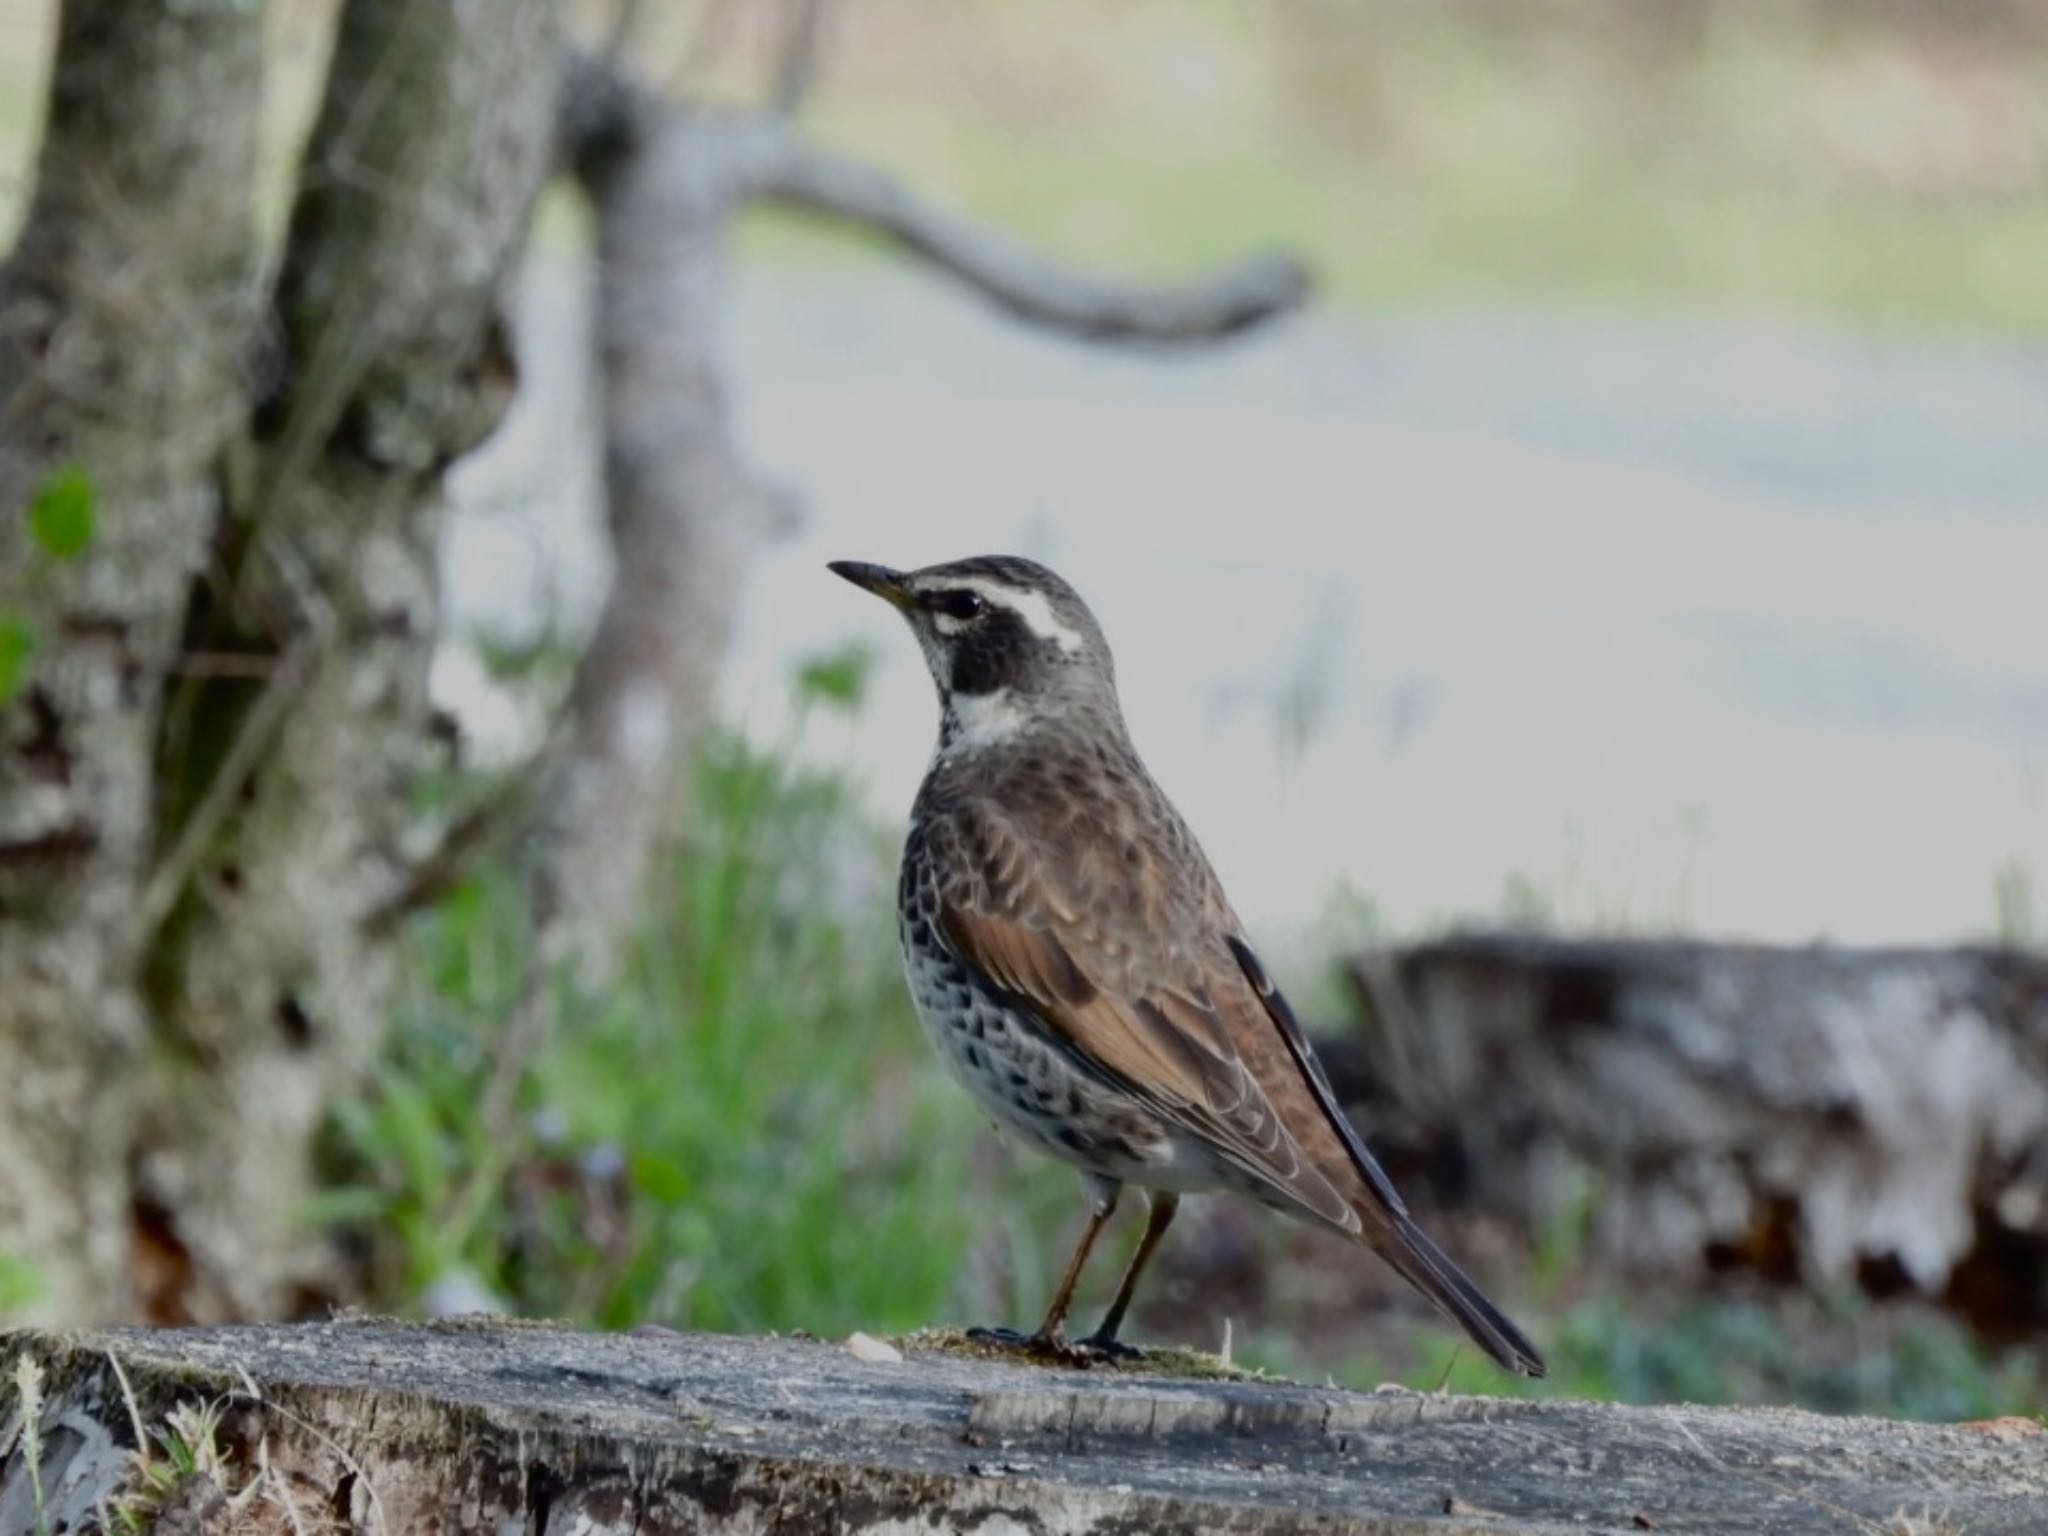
[
  {"xmin": 1337, "ymin": 937, "xmax": 2048, "ymax": 1334},
  {"xmin": 2, "ymin": 1319, "xmax": 2043, "ymax": 1533}
]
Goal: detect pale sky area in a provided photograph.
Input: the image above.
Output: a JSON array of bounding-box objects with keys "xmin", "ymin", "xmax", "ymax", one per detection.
[{"xmin": 446, "ymin": 260, "xmax": 2048, "ymax": 950}]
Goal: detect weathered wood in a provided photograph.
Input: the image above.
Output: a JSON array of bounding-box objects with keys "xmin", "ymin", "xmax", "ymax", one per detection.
[
  {"xmin": 1337, "ymin": 937, "xmax": 2048, "ymax": 1334},
  {"xmin": 1, "ymin": 1320, "xmax": 2042, "ymax": 1534}
]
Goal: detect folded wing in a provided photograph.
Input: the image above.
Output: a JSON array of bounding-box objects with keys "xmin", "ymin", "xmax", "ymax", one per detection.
[{"xmin": 926, "ymin": 797, "xmax": 1546, "ymax": 1377}]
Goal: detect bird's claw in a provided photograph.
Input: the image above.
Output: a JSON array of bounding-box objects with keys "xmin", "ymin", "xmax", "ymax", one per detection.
[
  {"xmin": 965, "ymin": 1324, "xmax": 1144, "ymax": 1367},
  {"xmin": 965, "ymin": 1324, "xmax": 1069, "ymax": 1361},
  {"xmin": 1074, "ymin": 1332, "xmax": 1145, "ymax": 1363}
]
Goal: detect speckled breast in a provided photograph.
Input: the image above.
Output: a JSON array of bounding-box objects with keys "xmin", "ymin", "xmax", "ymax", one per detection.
[{"xmin": 896, "ymin": 847, "xmax": 1212, "ymax": 1192}]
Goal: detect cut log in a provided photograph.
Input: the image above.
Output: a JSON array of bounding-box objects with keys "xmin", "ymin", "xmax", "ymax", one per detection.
[
  {"xmin": 1336, "ymin": 937, "xmax": 2048, "ymax": 1334},
  {"xmin": 2, "ymin": 1319, "xmax": 2044, "ymax": 1534}
]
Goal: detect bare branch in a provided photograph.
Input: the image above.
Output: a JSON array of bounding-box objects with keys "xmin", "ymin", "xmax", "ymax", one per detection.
[
  {"xmin": 560, "ymin": 56, "xmax": 1310, "ymax": 346},
  {"xmin": 544, "ymin": 56, "xmax": 801, "ymax": 979},
  {"xmin": 604, "ymin": 0, "xmax": 649, "ymax": 63},
  {"xmin": 770, "ymin": 0, "xmax": 834, "ymax": 116},
  {"xmin": 741, "ymin": 126, "xmax": 1311, "ymax": 343},
  {"xmin": 674, "ymin": 0, "xmax": 745, "ymax": 94},
  {"xmin": 544, "ymin": 52, "xmax": 1307, "ymax": 974}
]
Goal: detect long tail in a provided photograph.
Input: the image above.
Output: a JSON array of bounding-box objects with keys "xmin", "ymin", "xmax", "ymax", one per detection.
[
  {"xmin": 1221, "ymin": 936, "xmax": 1547, "ymax": 1377},
  {"xmin": 1375, "ymin": 1212, "xmax": 1547, "ymax": 1378}
]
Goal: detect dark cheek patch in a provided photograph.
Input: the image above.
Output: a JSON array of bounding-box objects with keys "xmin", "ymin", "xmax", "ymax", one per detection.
[
  {"xmin": 948, "ymin": 613, "xmax": 1033, "ymax": 696},
  {"xmin": 949, "ymin": 634, "xmax": 1000, "ymax": 696}
]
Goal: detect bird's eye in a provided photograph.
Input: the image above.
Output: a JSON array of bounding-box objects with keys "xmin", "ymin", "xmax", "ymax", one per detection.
[{"xmin": 929, "ymin": 589, "xmax": 987, "ymax": 621}]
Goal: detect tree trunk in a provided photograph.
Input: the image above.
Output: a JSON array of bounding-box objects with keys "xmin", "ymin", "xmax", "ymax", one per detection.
[
  {"xmin": 127, "ymin": 0, "xmax": 562, "ymax": 1323},
  {"xmin": 0, "ymin": 0, "xmax": 266, "ymax": 1325},
  {"xmin": 0, "ymin": 6, "xmax": 1310, "ymax": 1322},
  {"xmin": 542, "ymin": 66, "xmax": 796, "ymax": 974},
  {"xmin": 0, "ymin": 0, "xmax": 561, "ymax": 1325},
  {"xmin": 5, "ymin": 1320, "xmax": 2044, "ymax": 1534},
  {"xmin": 1337, "ymin": 936, "xmax": 2048, "ymax": 1336}
]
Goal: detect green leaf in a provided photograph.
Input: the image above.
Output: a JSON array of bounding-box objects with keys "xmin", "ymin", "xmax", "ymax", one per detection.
[
  {"xmin": 29, "ymin": 464, "xmax": 95, "ymax": 559},
  {"xmin": 630, "ymin": 1152, "xmax": 691, "ymax": 1205},
  {"xmin": 793, "ymin": 640, "xmax": 876, "ymax": 713},
  {"xmin": 0, "ymin": 618, "xmax": 31, "ymax": 707},
  {"xmin": 0, "ymin": 1251, "xmax": 46, "ymax": 1313}
]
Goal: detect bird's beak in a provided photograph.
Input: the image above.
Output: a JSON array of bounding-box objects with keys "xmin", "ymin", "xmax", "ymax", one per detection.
[{"xmin": 828, "ymin": 560, "xmax": 915, "ymax": 613}]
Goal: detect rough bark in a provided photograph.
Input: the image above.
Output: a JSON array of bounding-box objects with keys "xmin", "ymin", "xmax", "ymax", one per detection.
[
  {"xmin": 540, "ymin": 60, "xmax": 1311, "ymax": 974},
  {"xmin": 0, "ymin": 0, "xmax": 266, "ymax": 1324},
  {"xmin": 1337, "ymin": 937, "xmax": 2048, "ymax": 1335},
  {"xmin": 121, "ymin": 0, "xmax": 563, "ymax": 1324},
  {"xmin": 0, "ymin": 0, "xmax": 562, "ymax": 1324},
  {"xmin": 3, "ymin": 1320, "xmax": 2044, "ymax": 1534}
]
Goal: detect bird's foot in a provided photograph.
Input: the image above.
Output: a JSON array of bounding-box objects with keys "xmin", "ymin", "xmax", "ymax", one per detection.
[
  {"xmin": 1073, "ymin": 1331, "xmax": 1145, "ymax": 1363},
  {"xmin": 965, "ymin": 1325, "xmax": 1144, "ymax": 1367},
  {"xmin": 964, "ymin": 1324, "xmax": 1069, "ymax": 1361}
]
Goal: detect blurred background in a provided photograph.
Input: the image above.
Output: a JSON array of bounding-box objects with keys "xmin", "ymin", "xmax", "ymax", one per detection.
[{"xmin": 2, "ymin": 0, "xmax": 2044, "ymax": 1421}]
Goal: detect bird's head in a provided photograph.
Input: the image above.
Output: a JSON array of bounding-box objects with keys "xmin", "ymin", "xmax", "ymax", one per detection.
[{"xmin": 829, "ymin": 554, "xmax": 1118, "ymax": 747}]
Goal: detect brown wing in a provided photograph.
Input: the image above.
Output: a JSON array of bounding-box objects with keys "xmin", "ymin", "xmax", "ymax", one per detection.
[
  {"xmin": 921, "ymin": 790, "xmax": 1548, "ymax": 1377},
  {"xmin": 925, "ymin": 796, "xmax": 1368, "ymax": 1235}
]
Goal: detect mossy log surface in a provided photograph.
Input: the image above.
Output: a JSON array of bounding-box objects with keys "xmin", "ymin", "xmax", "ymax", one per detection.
[{"xmin": 2, "ymin": 1319, "xmax": 2044, "ymax": 1534}]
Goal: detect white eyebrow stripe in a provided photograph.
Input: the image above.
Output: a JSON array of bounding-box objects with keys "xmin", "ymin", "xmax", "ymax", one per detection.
[{"xmin": 945, "ymin": 576, "xmax": 1085, "ymax": 655}]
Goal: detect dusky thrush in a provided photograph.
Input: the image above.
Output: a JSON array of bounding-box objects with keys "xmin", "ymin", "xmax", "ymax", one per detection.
[{"xmin": 831, "ymin": 554, "xmax": 1544, "ymax": 1376}]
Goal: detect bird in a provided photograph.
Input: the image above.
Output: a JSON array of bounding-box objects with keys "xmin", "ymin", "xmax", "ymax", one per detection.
[{"xmin": 829, "ymin": 554, "xmax": 1544, "ymax": 1376}]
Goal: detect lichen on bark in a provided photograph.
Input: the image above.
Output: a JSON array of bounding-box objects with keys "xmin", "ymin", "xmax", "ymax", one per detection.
[
  {"xmin": 0, "ymin": 0, "xmax": 267, "ymax": 1325},
  {"xmin": 0, "ymin": 0, "xmax": 561, "ymax": 1324}
]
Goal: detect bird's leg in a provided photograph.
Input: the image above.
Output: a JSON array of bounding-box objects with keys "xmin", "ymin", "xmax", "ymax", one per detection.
[
  {"xmin": 1033, "ymin": 1178, "xmax": 1122, "ymax": 1346},
  {"xmin": 969, "ymin": 1177, "xmax": 1121, "ymax": 1358},
  {"xmin": 1079, "ymin": 1191, "xmax": 1179, "ymax": 1358}
]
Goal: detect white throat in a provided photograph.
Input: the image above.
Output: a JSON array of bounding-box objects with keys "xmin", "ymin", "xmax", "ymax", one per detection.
[{"xmin": 936, "ymin": 687, "xmax": 1035, "ymax": 760}]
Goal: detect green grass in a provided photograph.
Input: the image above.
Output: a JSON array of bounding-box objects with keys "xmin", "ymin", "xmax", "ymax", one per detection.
[
  {"xmin": 1397, "ymin": 1295, "xmax": 2044, "ymax": 1422},
  {"xmin": 0, "ymin": 1252, "xmax": 44, "ymax": 1319},
  {"xmin": 318, "ymin": 649, "xmax": 1082, "ymax": 1338},
  {"xmin": 323, "ymin": 733, "xmax": 1020, "ymax": 1336}
]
